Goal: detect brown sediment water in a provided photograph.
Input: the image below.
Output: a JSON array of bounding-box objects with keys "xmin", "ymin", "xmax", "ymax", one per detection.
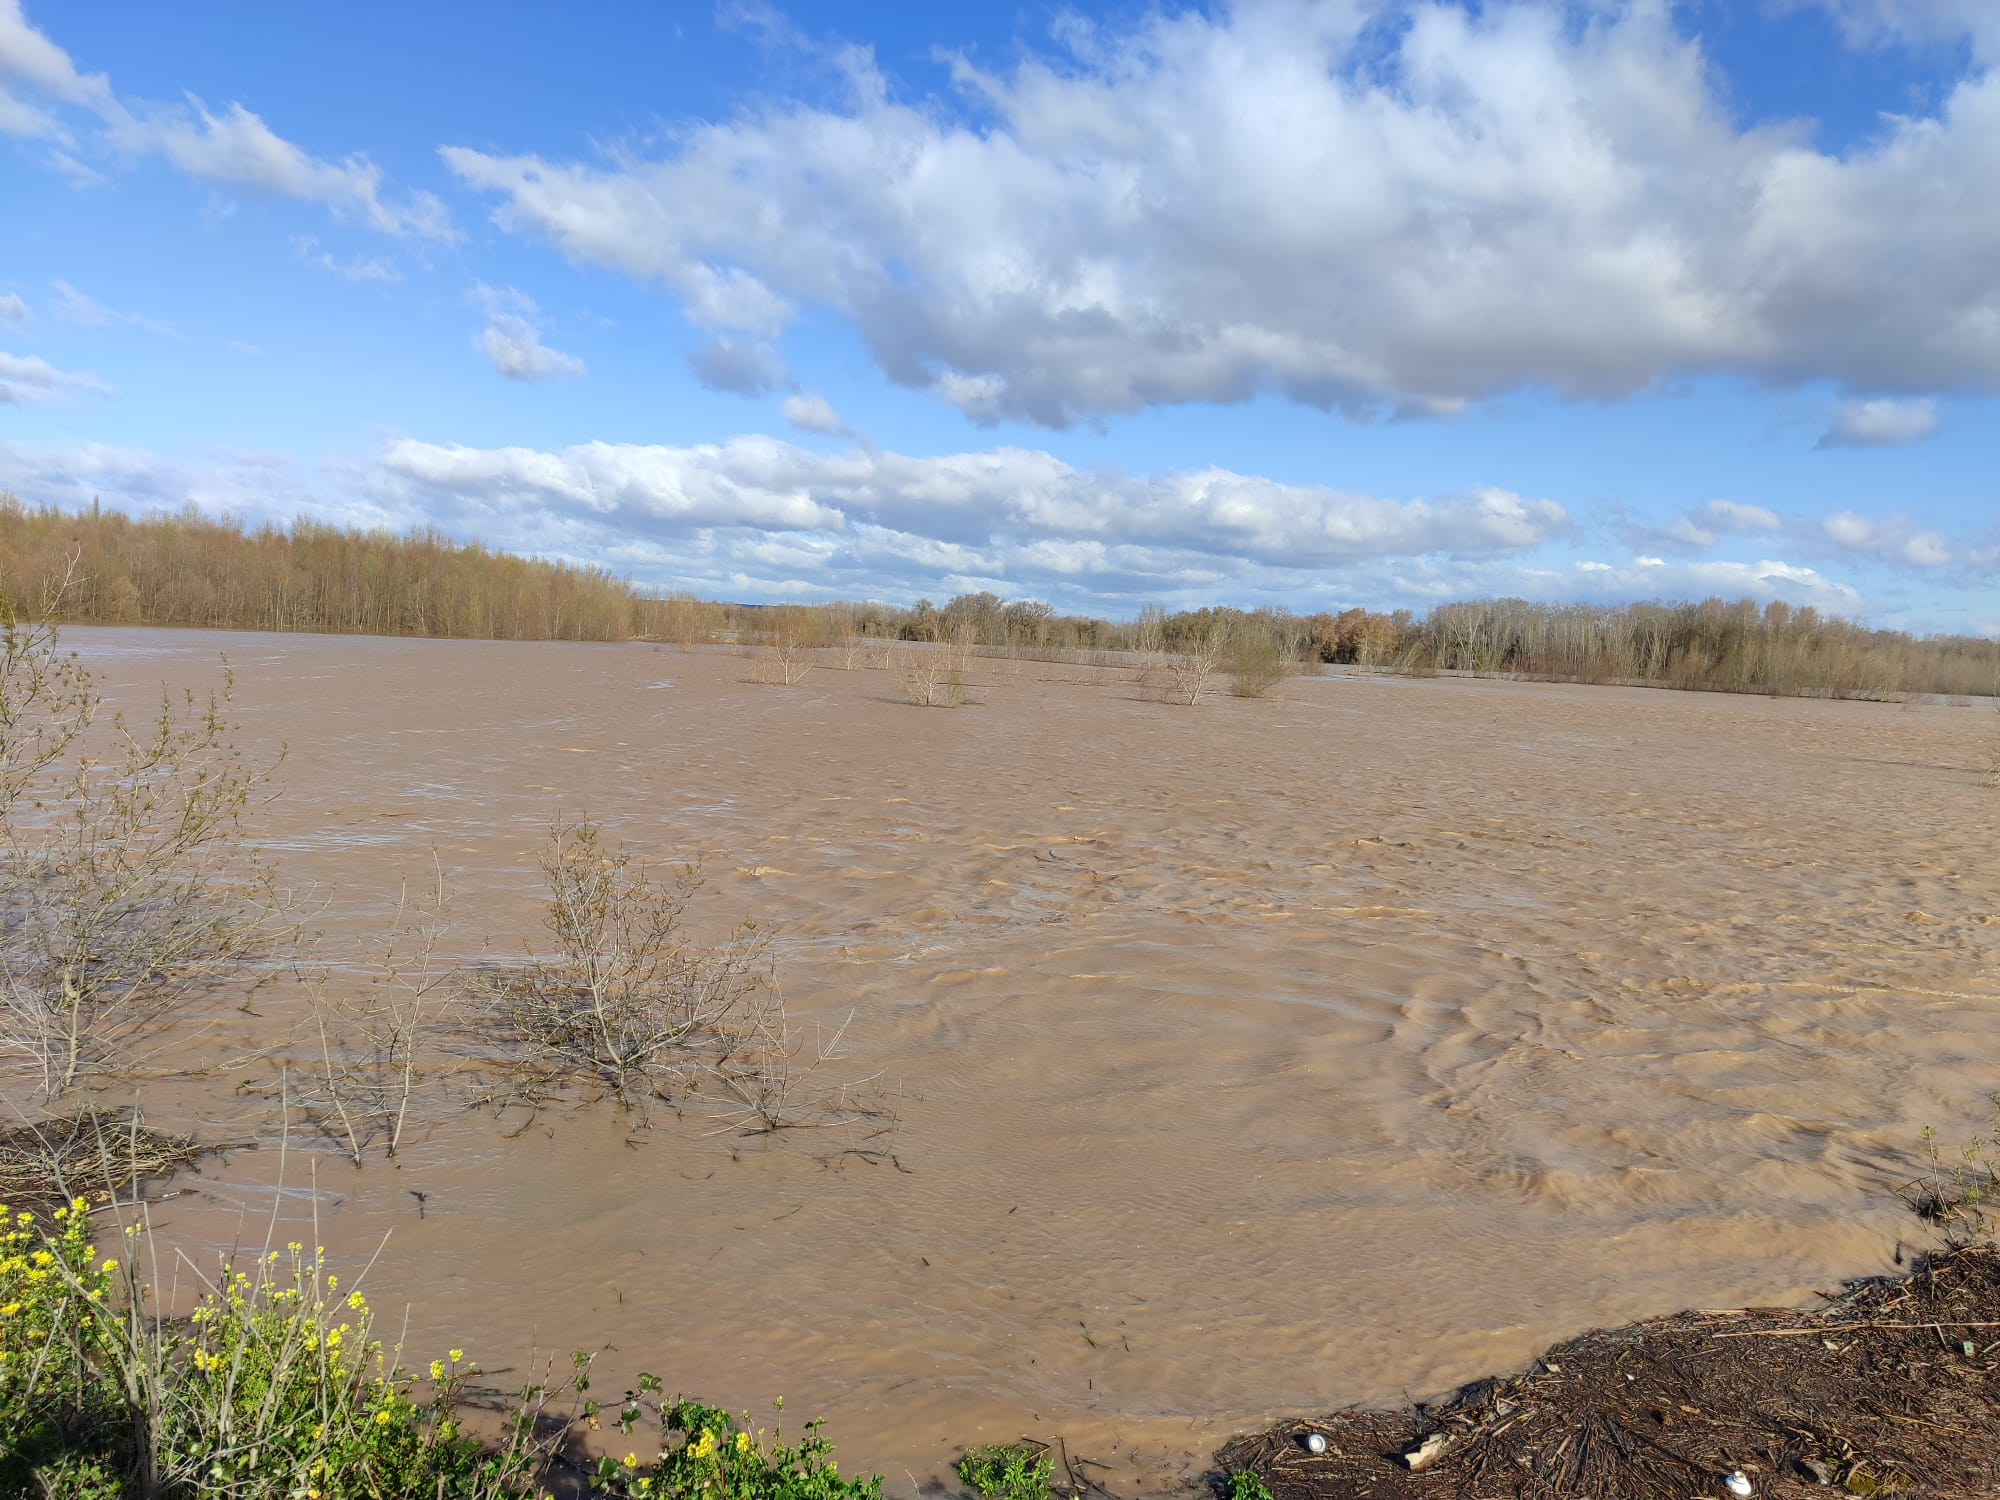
[{"xmin": 42, "ymin": 627, "xmax": 2000, "ymax": 1495}]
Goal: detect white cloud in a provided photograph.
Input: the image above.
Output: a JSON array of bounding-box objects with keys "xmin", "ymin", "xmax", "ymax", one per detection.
[
  {"xmin": 1692, "ymin": 500, "xmax": 1783, "ymax": 534},
  {"xmin": 0, "ymin": 0, "xmax": 111, "ymax": 109},
  {"xmin": 4, "ymin": 434, "xmax": 1972, "ymax": 622},
  {"xmin": 0, "ymin": 83, "xmax": 63, "ymax": 140},
  {"xmin": 0, "ymin": 350, "xmax": 112, "ymax": 403},
  {"xmin": 1, "ymin": 1, "xmax": 449, "ymax": 238},
  {"xmin": 444, "ymin": 2, "xmax": 2000, "ymax": 426},
  {"xmin": 1817, "ymin": 396, "xmax": 1941, "ymax": 448},
  {"xmin": 1785, "ymin": 0, "xmax": 2000, "ymax": 60},
  {"xmin": 376, "ymin": 434, "xmax": 1567, "ymax": 569},
  {"xmin": 1822, "ymin": 509, "xmax": 1953, "ymax": 566},
  {"xmin": 781, "ymin": 392, "xmax": 851, "ymax": 436},
  {"xmin": 293, "ymin": 236, "xmax": 401, "ymax": 284},
  {"xmin": 0, "ymin": 291, "xmax": 26, "ymax": 323},
  {"xmin": 1613, "ymin": 556, "xmax": 1865, "ymax": 608},
  {"xmin": 688, "ymin": 336, "xmax": 787, "ymax": 396},
  {"xmin": 50, "ymin": 279, "xmax": 179, "ymax": 337},
  {"xmin": 470, "ymin": 285, "xmax": 584, "ymax": 382},
  {"xmin": 103, "ymin": 99, "xmax": 454, "ymax": 239}
]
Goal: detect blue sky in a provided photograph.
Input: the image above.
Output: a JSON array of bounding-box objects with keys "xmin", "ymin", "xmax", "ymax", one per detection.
[{"xmin": 2, "ymin": 1, "xmax": 1996, "ymax": 631}]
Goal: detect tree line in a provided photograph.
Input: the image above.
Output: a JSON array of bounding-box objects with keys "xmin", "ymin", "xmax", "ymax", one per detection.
[{"xmin": 4, "ymin": 497, "xmax": 1993, "ymax": 698}]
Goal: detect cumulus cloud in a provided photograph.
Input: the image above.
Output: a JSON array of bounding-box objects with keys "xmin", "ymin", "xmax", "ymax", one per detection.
[
  {"xmin": 472, "ymin": 285, "xmax": 584, "ymax": 382},
  {"xmin": 0, "ymin": 350, "xmax": 111, "ymax": 403},
  {"xmin": 50, "ymin": 279, "xmax": 179, "ymax": 336},
  {"xmin": 781, "ymin": 392, "xmax": 851, "ymax": 436},
  {"xmin": 688, "ymin": 336, "xmax": 787, "ymax": 397},
  {"xmin": 1822, "ymin": 510, "xmax": 1953, "ymax": 566},
  {"xmin": 0, "ymin": 291, "xmax": 26, "ymax": 323},
  {"xmin": 1817, "ymin": 396, "xmax": 1941, "ymax": 448},
  {"xmin": 1579, "ymin": 556, "xmax": 1865, "ymax": 610},
  {"xmin": 3, "ymin": 434, "xmax": 1974, "ymax": 620},
  {"xmin": 444, "ymin": 1, "xmax": 2000, "ymax": 426},
  {"xmin": 376, "ymin": 434, "xmax": 1567, "ymax": 570},
  {"xmin": 1630, "ymin": 495, "xmax": 1960, "ymax": 569},
  {"xmin": 1, "ymin": 1, "xmax": 449, "ymax": 238}
]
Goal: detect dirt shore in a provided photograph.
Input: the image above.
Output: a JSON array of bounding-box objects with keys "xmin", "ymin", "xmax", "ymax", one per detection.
[{"xmin": 1220, "ymin": 1244, "xmax": 2000, "ymax": 1498}]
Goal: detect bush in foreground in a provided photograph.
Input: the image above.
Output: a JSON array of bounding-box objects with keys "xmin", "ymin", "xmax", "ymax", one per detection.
[{"xmin": 1, "ymin": 1199, "xmax": 883, "ymax": 1499}]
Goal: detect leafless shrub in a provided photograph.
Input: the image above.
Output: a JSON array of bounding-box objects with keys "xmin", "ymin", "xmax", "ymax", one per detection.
[
  {"xmin": 463, "ymin": 819, "xmax": 887, "ymax": 1138},
  {"xmin": 0, "ymin": 567, "xmax": 288, "ymax": 1101},
  {"xmin": 1158, "ymin": 618, "xmax": 1228, "ymax": 705},
  {"xmin": 833, "ymin": 629, "xmax": 871, "ymax": 671},
  {"xmin": 896, "ymin": 621, "xmax": 975, "ymax": 708},
  {"xmin": 747, "ymin": 637, "xmax": 815, "ymax": 687},
  {"xmin": 746, "ymin": 607, "xmax": 819, "ymax": 686},
  {"xmin": 289, "ymin": 865, "xmax": 459, "ymax": 1164},
  {"xmin": 467, "ymin": 819, "xmax": 771, "ymax": 1109}
]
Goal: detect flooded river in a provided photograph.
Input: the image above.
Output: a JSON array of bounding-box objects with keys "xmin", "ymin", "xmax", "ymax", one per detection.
[{"xmin": 42, "ymin": 628, "xmax": 2000, "ymax": 1495}]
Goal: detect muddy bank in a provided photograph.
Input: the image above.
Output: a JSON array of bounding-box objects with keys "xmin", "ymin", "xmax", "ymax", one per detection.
[{"xmin": 1220, "ymin": 1245, "xmax": 2000, "ymax": 1498}]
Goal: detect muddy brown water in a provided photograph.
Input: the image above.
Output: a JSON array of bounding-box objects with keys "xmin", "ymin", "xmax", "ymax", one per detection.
[{"xmin": 25, "ymin": 628, "xmax": 2000, "ymax": 1495}]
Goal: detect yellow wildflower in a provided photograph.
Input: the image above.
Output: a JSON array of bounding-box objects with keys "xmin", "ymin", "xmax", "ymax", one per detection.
[
  {"xmin": 430, "ymin": 1360, "xmax": 446, "ymax": 1381},
  {"xmin": 449, "ymin": 1348, "xmax": 463, "ymax": 1363},
  {"xmin": 736, "ymin": 1431, "xmax": 753, "ymax": 1455},
  {"xmin": 374, "ymin": 1409, "xmax": 392, "ymax": 1426},
  {"xmin": 101, "ymin": 1259, "xmax": 119, "ymax": 1275},
  {"xmin": 624, "ymin": 1453, "xmax": 639, "ymax": 1470}
]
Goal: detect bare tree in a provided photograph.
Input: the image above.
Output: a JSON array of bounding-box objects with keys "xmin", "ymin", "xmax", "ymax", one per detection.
[
  {"xmin": 291, "ymin": 863, "xmax": 457, "ymax": 1164},
  {"xmin": 464, "ymin": 818, "xmax": 887, "ymax": 1137},
  {"xmin": 469, "ymin": 818, "xmax": 773, "ymax": 1107},
  {"xmin": 1160, "ymin": 617, "xmax": 1229, "ymax": 705},
  {"xmin": 0, "ymin": 572, "xmax": 287, "ymax": 1100},
  {"xmin": 895, "ymin": 619, "xmax": 976, "ymax": 708},
  {"xmin": 746, "ymin": 608, "xmax": 817, "ymax": 686},
  {"xmin": 1132, "ymin": 602, "xmax": 1167, "ymax": 659}
]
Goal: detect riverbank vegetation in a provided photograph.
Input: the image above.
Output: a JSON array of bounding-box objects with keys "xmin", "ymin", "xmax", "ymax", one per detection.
[
  {"xmin": 0, "ymin": 1198, "xmax": 886, "ymax": 1498},
  {"xmin": 5, "ymin": 497, "xmax": 1995, "ymax": 700}
]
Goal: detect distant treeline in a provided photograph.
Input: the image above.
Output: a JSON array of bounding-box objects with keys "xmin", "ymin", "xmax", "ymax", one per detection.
[
  {"xmin": 1, "ymin": 499, "xmax": 644, "ymax": 641},
  {"xmin": 3, "ymin": 498, "xmax": 1993, "ymax": 699}
]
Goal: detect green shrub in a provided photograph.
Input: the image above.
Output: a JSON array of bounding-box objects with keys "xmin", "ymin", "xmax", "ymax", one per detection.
[
  {"xmin": 1222, "ymin": 625, "xmax": 1296, "ymax": 699},
  {"xmin": 598, "ymin": 1389, "xmax": 883, "ymax": 1500},
  {"xmin": 2, "ymin": 1200, "xmax": 523, "ymax": 1496},
  {"xmin": 956, "ymin": 1442, "xmax": 1054, "ymax": 1500},
  {"xmin": 2, "ymin": 1198, "xmax": 887, "ymax": 1497}
]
